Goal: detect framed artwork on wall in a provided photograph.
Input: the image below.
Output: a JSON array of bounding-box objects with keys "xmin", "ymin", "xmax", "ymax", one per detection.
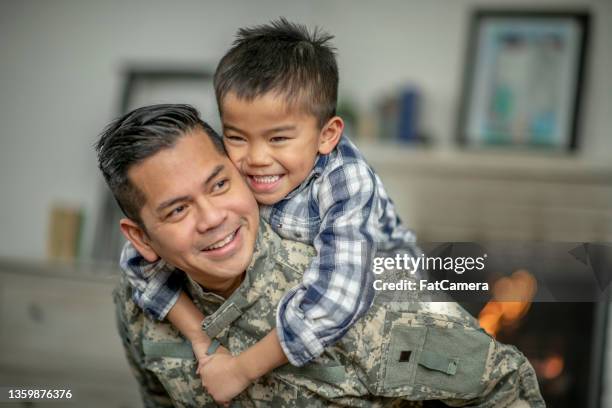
[{"xmin": 457, "ymin": 10, "xmax": 589, "ymax": 151}]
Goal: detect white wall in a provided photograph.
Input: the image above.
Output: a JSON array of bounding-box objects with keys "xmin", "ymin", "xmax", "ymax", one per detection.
[
  {"xmin": 0, "ymin": 0, "xmax": 315, "ymax": 259},
  {"xmin": 0, "ymin": 0, "xmax": 610, "ymax": 260}
]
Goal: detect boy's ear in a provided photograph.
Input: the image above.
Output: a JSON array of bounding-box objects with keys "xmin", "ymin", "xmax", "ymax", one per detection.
[
  {"xmin": 318, "ymin": 116, "xmax": 344, "ymax": 155},
  {"xmin": 119, "ymin": 218, "xmax": 160, "ymax": 263}
]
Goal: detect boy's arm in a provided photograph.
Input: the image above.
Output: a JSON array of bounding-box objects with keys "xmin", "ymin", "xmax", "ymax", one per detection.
[
  {"xmin": 166, "ymin": 291, "xmax": 211, "ymax": 360},
  {"xmin": 120, "ymin": 241, "xmax": 212, "ymax": 360},
  {"xmin": 235, "ymin": 329, "xmax": 288, "ymax": 380},
  {"xmin": 120, "ymin": 240, "xmax": 184, "ymax": 321},
  {"xmin": 276, "ymin": 161, "xmax": 384, "ymax": 366}
]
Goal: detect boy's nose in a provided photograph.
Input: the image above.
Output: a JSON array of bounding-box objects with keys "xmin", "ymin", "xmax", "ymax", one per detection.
[{"xmin": 246, "ymin": 144, "xmax": 272, "ymax": 167}]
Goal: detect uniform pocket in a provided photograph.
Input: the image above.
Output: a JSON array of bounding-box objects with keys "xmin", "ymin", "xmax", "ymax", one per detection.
[
  {"xmin": 382, "ymin": 320, "xmax": 491, "ymax": 398},
  {"xmin": 142, "ymin": 340, "xmax": 213, "ymax": 407}
]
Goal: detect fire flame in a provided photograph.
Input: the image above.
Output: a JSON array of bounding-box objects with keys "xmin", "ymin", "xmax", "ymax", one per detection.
[
  {"xmin": 478, "ymin": 269, "xmax": 537, "ymax": 337},
  {"xmin": 541, "ymin": 354, "xmax": 564, "ymax": 380}
]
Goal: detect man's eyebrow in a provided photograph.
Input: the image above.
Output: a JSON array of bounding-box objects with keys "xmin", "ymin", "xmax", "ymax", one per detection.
[
  {"xmin": 155, "ymin": 165, "xmax": 224, "ymax": 213},
  {"xmin": 156, "ymin": 195, "xmax": 190, "ymax": 214},
  {"xmin": 204, "ymin": 164, "xmax": 224, "ymax": 186}
]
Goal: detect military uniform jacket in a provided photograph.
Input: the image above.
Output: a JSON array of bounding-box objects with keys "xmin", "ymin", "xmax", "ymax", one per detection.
[{"xmin": 114, "ymin": 220, "xmax": 545, "ymax": 408}]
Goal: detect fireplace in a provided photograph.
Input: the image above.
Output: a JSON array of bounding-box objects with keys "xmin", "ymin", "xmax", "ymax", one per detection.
[{"xmin": 460, "ymin": 301, "xmax": 609, "ymax": 407}]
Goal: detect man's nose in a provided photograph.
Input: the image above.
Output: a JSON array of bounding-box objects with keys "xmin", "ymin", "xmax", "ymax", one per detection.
[
  {"xmin": 246, "ymin": 143, "xmax": 272, "ymax": 167},
  {"xmin": 194, "ymin": 198, "xmax": 227, "ymax": 233}
]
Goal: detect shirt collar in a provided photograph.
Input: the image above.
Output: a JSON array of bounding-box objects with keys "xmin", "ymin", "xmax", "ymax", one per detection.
[{"xmin": 282, "ymin": 153, "xmax": 328, "ymax": 201}]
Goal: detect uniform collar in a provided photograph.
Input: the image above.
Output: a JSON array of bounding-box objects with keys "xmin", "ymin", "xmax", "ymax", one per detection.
[{"xmin": 185, "ymin": 220, "xmax": 278, "ymax": 305}]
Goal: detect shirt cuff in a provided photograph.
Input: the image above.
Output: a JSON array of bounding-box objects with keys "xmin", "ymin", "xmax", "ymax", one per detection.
[
  {"xmin": 141, "ymin": 272, "xmax": 184, "ymax": 321},
  {"xmin": 275, "ymin": 288, "xmax": 326, "ymax": 366}
]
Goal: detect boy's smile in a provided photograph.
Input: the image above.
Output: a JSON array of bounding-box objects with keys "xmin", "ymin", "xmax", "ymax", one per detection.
[
  {"xmin": 247, "ymin": 174, "xmax": 284, "ymax": 194},
  {"xmin": 221, "ymin": 92, "xmax": 339, "ymax": 205}
]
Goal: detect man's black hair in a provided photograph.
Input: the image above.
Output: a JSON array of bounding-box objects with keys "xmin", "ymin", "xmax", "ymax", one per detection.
[
  {"xmin": 95, "ymin": 104, "xmax": 224, "ymax": 228},
  {"xmin": 214, "ymin": 17, "xmax": 338, "ymax": 128}
]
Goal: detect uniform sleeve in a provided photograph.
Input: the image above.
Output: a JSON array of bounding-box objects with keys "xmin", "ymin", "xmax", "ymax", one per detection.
[
  {"xmin": 119, "ymin": 241, "xmax": 183, "ymax": 321},
  {"xmin": 276, "ymin": 161, "xmax": 378, "ymax": 366},
  {"xmin": 464, "ymin": 342, "xmax": 546, "ymax": 408},
  {"xmin": 113, "ymin": 277, "xmax": 175, "ymax": 408}
]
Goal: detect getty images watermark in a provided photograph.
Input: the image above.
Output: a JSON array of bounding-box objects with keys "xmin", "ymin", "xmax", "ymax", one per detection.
[
  {"xmin": 369, "ymin": 242, "xmax": 612, "ymax": 302},
  {"xmin": 372, "ymin": 252, "xmax": 490, "ymax": 292}
]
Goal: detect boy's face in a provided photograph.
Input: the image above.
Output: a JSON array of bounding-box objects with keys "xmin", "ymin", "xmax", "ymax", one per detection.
[
  {"xmin": 220, "ymin": 92, "xmax": 325, "ymax": 205},
  {"xmin": 125, "ymin": 130, "xmax": 259, "ymax": 293}
]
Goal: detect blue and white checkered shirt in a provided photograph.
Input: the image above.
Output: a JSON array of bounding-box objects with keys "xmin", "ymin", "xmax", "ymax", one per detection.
[{"xmin": 119, "ymin": 135, "xmax": 418, "ymax": 366}]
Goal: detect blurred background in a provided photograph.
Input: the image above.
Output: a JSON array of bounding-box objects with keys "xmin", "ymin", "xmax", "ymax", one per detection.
[{"xmin": 0, "ymin": 0, "xmax": 610, "ymax": 406}]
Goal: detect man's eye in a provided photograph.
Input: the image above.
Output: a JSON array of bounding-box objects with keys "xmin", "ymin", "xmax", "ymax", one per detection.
[
  {"xmin": 168, "ymin": 205, "xmax": 186, "ymax": 218},
  {"xmin": 213, "ymin": 179, "xmax": 229, "ymax": 192}
]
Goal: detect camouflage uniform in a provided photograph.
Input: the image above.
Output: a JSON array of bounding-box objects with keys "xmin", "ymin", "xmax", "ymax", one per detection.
[{"xmin": 114, "ymin": 220, "xmax": 545, "ymax": 407}]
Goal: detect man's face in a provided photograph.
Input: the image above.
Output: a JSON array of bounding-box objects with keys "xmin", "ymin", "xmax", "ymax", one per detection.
[
  {"xmin": 221, "ymin": 92, "xmax": 323, "ymax": 205},
  {"xmin": 127, "ymin": 130, "xmax": 259, "ymax": 292}
]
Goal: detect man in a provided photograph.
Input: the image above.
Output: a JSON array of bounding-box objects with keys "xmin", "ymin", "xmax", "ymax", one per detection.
[{"xmin": 96, "ymin": 104, "xmax": 545, "ymax": 407}]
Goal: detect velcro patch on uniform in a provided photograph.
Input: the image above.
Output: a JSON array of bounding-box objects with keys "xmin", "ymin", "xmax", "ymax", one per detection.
[{"xmin": 399, "ymin": 350, "xmax": 412, "ymax": 362}]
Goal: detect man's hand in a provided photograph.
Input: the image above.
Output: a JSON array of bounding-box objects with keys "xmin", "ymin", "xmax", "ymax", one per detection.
[{"xmin": 197, "ymin": 352, "xmax": 252, "ymax": 404}]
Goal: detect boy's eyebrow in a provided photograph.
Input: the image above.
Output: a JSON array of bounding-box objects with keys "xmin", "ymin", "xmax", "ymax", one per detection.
[
  {"xmin": 223, "ymin": 124, "xmax": 297, "ymax": 135},
  {"xmin": 155, "ymin": 165, "xmax": 225, "ymax": 213},
  {"xmin": 265, "ymin": 125, "xmax": 296, "ymax": 134},
  {"xmin": 222, "ymin": 124, "xmax": 242, "ymax": 133}
]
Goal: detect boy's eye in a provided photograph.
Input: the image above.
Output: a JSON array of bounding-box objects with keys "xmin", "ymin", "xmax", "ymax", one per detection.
[
  {"xmin": 270, "ymin": 136, "xmax": 289, "ymax": 143},
  {"xmin": 225, "ymin": 135, "xmax": 246, "ymax": 143}
]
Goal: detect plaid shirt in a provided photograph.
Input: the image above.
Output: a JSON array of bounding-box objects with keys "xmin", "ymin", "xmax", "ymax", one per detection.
[{"xmin": 119, "ymin": 135, "xmax": 418, "ymax": 366}]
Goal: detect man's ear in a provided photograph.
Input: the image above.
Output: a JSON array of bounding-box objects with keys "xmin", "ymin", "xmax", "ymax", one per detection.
[
  {"xmin": 318, "ymin": 116, "xmax": 344, "ymax": 155},
  {"xmin": 119, "ymin": 218, "xmax": 160, "ymax": 263}
]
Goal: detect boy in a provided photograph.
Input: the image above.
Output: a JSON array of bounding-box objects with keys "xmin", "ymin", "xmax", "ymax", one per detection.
[{"xmin": 120, "ymin": 18, "xmax": 419, "ymax": 402}]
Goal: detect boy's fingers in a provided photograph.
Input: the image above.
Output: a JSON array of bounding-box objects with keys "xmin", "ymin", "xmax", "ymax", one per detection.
[
  {"xmin": 196, "ymin": 355, "xmax": 213, "ymax": 374},
  {"xmin": 200, "ymin": 355, "xmax": 213, "ymax": 365}
]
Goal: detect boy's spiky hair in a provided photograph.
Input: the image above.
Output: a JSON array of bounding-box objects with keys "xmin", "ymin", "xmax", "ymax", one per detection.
[{"xmin": 214, "ymin": 17, "xmax": 338, "ymax": 128}]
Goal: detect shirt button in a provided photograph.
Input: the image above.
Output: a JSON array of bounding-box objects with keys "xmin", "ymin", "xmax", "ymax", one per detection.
[{"xmin": 277, "ymin": 223, "xmax": 282, "ymax": 229}]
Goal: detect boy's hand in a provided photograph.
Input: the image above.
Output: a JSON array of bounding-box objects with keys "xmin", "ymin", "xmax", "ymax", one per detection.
[
  {"xmin": 197, "ymin": 353, "xmax": 252, "ymax": 404},
  {"xmin": 190, "ymin": 338, "xmax": 211, "ymax": 362}
]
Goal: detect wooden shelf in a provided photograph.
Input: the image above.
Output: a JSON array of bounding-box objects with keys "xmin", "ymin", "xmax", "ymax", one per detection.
[
  {"xmin": 357, "ymin": 143, "xmax": 612, "ymax": 184},
  {"xmin": 354, "ymin": 143, "xmax": 612, "ymax": 241}
]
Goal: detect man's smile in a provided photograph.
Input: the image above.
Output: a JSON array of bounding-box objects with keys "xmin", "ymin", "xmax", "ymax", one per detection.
[
  {"xmin": 201, "ymin": 226, "xmax": 242, "ymax": 256},
  {"xmin": 202, "ymin": 228, "xmax": 238, "ymax": 250}
]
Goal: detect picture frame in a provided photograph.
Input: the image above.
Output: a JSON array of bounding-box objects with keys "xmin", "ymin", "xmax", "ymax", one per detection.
[
  {"xmin": 457, "ymin": 10, "xmax": 589, "ymax": 151},
  {"xmin": 93, "ymin": 66, "xmax": 216, "ymax": 261}
]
